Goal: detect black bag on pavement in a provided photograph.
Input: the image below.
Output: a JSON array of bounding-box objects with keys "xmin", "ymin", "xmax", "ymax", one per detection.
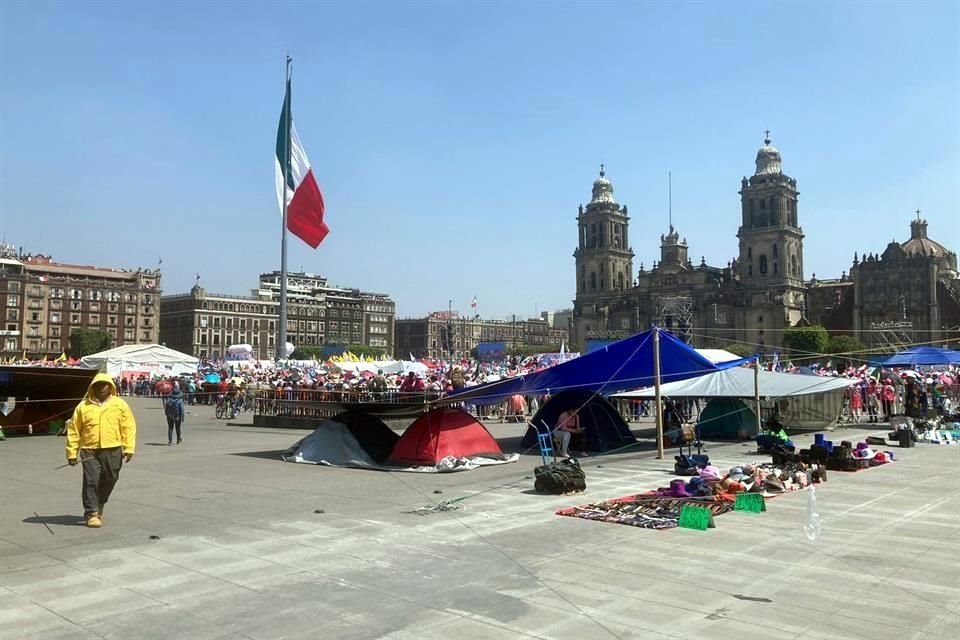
[{"xmin": 534, "ymin": 458, "xmax": 586, "ymax": 494}]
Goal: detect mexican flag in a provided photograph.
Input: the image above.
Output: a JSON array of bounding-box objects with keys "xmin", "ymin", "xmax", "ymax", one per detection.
[{"xmin": 275, "ymin": 79, "xmax": 329, "ymax": 248}]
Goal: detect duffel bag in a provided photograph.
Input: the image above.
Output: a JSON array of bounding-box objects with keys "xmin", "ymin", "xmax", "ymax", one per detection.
[{"xmin": 534, "ymin": 458, "xmax": 587, "ymax": 494}]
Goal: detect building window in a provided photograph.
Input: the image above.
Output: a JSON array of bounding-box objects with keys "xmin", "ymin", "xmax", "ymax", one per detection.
[
  {"xmin": 125, "ymin": 329, "xmax": 135, "ymax": 341},
  {"xmin": 759, "ymin": 255, "xmax": 768, "ymax": 275},
  {"xmin": 6, "ymin": 295, "xmax": 18, "ymax": 307},
  {"xmin": 590, "ymin": 272, "xmax": 597, "ymax": 291},
  {"xmin": 70, "ymin": 313, "xmax": 81, "ymax": 324},
  {"xmin": 141, "ymin": 331, "xmax": 151, "ymax": 341},
  {"xmin": 89, "ymin": 314, "xmax": 100, "ymax": 324},
  {"xmin": 90, "ymin": 302, "xmax": 100, "ymax": 312},
  {"xmin": 200, "ymin": 316, "xmax": 208, "ymax": 328},
  {"xmin": 772, "ymin": 244, "xmax": 778, "ymax": 258},
  {"xmin": 108, "ymin": 316, "xmax": 117, "ymax": 325},
  {"xmin": 748, "ymin": 265, "xmax": 753, "ymax": 276}
]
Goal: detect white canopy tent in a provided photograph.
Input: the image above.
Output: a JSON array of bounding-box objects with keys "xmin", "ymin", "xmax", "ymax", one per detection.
[
  {"xmin": 80, "ymin": 344, "xmax": 199, "ymax": 378},
  {"xmin": 613, "ymin": 367, "xmax": 853, "ymax": 431},
  {"xmin": 694, "ymin": 349, "xmax": 743, "ymax": 365},
  {"xmin": 613, "ymin": 367, "xmax": 853, "ymax": 400}
]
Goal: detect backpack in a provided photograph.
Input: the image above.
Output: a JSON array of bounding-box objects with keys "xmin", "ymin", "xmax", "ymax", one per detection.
[{"xmin": 164, "ymin": 396, "xmax": 181, "ymax": 420}]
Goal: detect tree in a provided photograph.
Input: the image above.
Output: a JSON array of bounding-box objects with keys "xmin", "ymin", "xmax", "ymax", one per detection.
[
  {"xmin": 724, "ymin": 343, "xmax": 756, "ymax": 358},
  {"xmin": 69, "ymin": 328, "xmax": 112, "ymax": 357},
  {"xmin": 290, "ymin": 344, "xmax": 386, "ymax": 361},
  {"xmin": 825, "ymin": 334, "xmax": 867, "ymax": 369},
  {"xmin": 782, "ymin": 325, "xmax": 829, "ymax": 362}
]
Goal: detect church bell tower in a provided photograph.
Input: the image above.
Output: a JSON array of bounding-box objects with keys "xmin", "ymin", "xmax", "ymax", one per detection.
[
  {"xmin": 736, "ymin": 133, "xmax": 807, "ymax": 345},
  {"xmin": 574, "ymin": 165, "xmax": 634, "ymax": 297}
]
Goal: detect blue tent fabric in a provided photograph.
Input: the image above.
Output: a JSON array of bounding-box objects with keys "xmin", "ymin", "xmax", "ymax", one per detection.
[
  {"xmin": 881, "ymin": 346, "xmax": 960, "ymax": 367},
  {"xmin": 444, "ymin": 328, "xmax": 744, "ymax": 406},
  {"xmin": 522, "ymin": 390, "xmax": 636, "ymax": 452}
]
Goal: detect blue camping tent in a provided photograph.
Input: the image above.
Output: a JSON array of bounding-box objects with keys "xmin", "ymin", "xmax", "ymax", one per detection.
[
  {"xmin": 880, "ymin": 346, "xmax": 960, "ymax": 367},
  {"xmin": 522, "ymin": 390, "xmax": 636, "ymax": 452},
  {"xmin": 445, "ymin": 328, "xmax": 743, "ymax": 406}
]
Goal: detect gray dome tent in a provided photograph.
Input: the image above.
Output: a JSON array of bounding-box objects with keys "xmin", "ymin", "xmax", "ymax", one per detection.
[{"xmin": 522, "ymin": 390, "xmax": 636, "ymax": 452}]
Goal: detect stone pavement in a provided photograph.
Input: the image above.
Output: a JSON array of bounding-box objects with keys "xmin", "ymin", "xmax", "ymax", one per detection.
[{"xmin": 1, "ymin": 398, "xmax": 959, "ymax": 640}]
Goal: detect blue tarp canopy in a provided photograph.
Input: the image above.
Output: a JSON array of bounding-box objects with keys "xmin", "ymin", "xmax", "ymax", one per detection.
[
  {"xmin": 443, "ymin": 328, "xmax": 745, "ymax": 406},
  {"xmin": 880, "ymin": 346, "xmax": 960, "ymax": 367}
]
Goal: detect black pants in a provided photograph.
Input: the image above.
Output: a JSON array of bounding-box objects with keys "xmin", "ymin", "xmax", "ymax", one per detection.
[
  {"xmin": 167, "ymin": 418, "xmax": 182, "ymax": 443},
  {"xmin": 882, "ymin": 399, "xmax": 893, "ymax": 420},
  {"xmin": 80, "ymin": 447, "xmax": 123, "ymax": 516}
]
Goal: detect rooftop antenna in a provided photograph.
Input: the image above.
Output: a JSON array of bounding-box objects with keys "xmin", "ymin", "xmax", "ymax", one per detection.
[{"xmin": 668, "ymin": 171, "xmax": 673, "ymax": 229}]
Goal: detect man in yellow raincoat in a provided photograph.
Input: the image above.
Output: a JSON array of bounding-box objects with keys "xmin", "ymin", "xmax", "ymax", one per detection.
[{"xmin": 66, "ymin": 373, "xmax": 136, "ymax": 528}]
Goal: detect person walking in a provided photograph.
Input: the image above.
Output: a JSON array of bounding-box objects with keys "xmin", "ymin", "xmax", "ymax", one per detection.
[
  {"xmin": 66, "ymin": 374, "xmax": 136, "ymax": 528},
  {"xmin": 164, "ymin": 382, "xmax": 186, "ymax": 445},
  {"xmin": 849, "ymin": 382, "xmax": 863, "ymax": 423}
]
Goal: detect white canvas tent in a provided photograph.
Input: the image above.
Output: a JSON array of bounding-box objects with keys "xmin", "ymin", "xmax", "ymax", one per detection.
[
  {"xmin": 613, "ymin": 367, "xmax": 852, "ymax": 431},
  {"xmin": 613, "ymin": 367, "xmax": 852, "ymax": 400},
  {"xmin": 80, "ymin": 344, "xmax": 199, "ymax": 378},
  {"xmin": 695, "ymin": 349, "xmax": 743, "ymax": 365}
]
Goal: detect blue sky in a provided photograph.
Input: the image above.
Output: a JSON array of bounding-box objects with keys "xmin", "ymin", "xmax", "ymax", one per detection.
[{"xmin": 1, "ymin": 0, "xmax": 958, "ymax": 320}]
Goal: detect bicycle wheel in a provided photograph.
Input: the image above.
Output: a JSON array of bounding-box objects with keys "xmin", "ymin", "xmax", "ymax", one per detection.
[{"xmin": 215, "ymin": 404, "xmax": 226, "ymax": 419}]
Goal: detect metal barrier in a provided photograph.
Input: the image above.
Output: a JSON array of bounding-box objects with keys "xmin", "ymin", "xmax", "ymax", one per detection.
[{"xmin": 253, "ymin": 388, "xmax": 436, "ymax": 420}]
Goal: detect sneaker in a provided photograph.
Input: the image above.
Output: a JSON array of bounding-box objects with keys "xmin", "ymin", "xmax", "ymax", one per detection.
[
  {"xmin": 177, "ymin": 439, "xmax": 182, "ymax": 444},
  {"xmin": 86, "ymin": 513, "xmax": 102, "ymax": 528}
]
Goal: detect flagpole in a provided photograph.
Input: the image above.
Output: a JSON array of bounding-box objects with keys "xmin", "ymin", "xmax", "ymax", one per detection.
[{"xmin": 278, "ymin": 56, "xmax": 292, "ymax": 361}]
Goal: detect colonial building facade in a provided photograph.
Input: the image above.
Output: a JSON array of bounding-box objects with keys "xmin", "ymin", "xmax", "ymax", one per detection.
[
  {"xmin": 806, "ymin": 216, "xmax": 960, "ymax": 349},
  {"xmin": 159, "ymin": 272, "xmax": 395, "ymax": 360},
  {"xmin": 395, "ymin": 313, "xmax": 568, "ymax": 360},
  {"xmin": 573, "ymin": 136, "xmax": 805, "ymax": 353},
  {"xmin": 0, "ymin": 244, "xmax": 161, "ymax": 357}
]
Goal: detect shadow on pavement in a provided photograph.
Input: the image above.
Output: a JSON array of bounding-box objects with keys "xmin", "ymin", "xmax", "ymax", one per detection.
[
  {"xmin": 23, "ymin": 514, "xmax": 85, "ymax": 527},
  {"xmin": 229, "ymin": 449, "xmax": 287, "ymax": 461}
]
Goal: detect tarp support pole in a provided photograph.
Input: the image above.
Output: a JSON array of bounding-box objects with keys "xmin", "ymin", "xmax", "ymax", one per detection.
[
  {"xmin": 754, "ymin": 356, "xmax": 762, "ymax": 436},
  {"xmin": 654, "ymin": 328, "xmax": 664, "ymax": 459}
]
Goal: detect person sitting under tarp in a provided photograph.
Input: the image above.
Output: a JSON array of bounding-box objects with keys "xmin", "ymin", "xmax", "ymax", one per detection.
[{"xmin": 756, "ymin": 411, "xmax": 795, "ymax": 452}]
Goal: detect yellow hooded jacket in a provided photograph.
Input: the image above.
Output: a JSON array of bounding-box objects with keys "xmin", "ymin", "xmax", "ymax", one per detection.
[{"xmin": 66, "ymin": 373, "xmax": 137, "ymax": 460}]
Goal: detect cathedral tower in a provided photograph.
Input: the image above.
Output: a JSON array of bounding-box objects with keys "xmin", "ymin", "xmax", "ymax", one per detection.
[
  {"xmin": 736, "ymin": 134, "xmax": 807, "ymax": 347},
  {"xmin": 574, "ymin": 165, "xmax": 634, "ymax": 297}
]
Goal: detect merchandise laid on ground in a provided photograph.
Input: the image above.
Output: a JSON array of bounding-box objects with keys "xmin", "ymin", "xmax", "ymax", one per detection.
[{"xmin": 557, "ymin": 430, "xmax": 901, "ymax": 530}]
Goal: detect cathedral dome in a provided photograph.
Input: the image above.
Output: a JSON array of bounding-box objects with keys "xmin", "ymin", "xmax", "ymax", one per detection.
[
  {"xmin": 755, "ymin": 133, "xmax": 782, "ymax": 176},
  {"xmin": 902, "ymin": 216, "xmax": 950, "ymax": 258},
  {"xmin": 590, "ymin": 164, "xmax": 616, "ymax": 204}
]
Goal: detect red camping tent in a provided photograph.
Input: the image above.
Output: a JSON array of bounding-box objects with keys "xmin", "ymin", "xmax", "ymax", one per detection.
[{"xmin": 389, "ymin": 407, "xmax": 505, "ymax": 465}]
